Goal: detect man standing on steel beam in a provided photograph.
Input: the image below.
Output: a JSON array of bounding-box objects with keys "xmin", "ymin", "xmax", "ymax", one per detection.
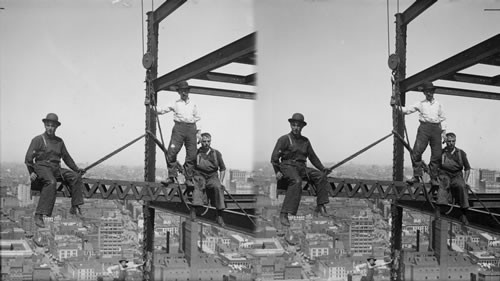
[
  {"xmin": 271, "ymin": 113, "xmax": 333, "ymax": 227},
  {"xmin": 392, "ymin": 81, "xmax": 446, "ymax": 186},
  {"xmin": 25, "ymin": 113, "xmax": 86, "ymax": 228},
  {"xmin": 440, "ymin": 132, "xmax": 471, "ymax": 225},
  {"xmin": 156, "ymin": 81, "xmax": 201, "ymax": 186}
]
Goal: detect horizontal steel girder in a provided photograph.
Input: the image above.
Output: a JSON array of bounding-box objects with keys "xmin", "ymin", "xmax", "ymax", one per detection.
[
  {"xmin": 154, "ymin": 33, "xmax": 256, "ymax": 92},
  {"xmin": 401, "ymin": 34, "xmax": 500, "ymax": 94},
  {"xmin": 397, "ymin": 200, "xmax": 500, "ymax": 235},
  {"xmin": 189, "ymin": 86, "xmax": 255, "ymax": 100},
  {"xmin": 30, "ymin": 178, "xmax": 256, "ymax": 210},
  {"xmin": 401, "ymin": 0, "xmax": 436, "ymax": 25},
  {"xmin": 150, "ymin": 201, "xmax": 256, "ymax": 236},
  {"xmin": 434, "ymin": 86, "xmax": 500, "ymax": 100}
]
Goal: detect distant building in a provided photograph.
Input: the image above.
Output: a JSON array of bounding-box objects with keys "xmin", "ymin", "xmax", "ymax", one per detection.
[
  {"xmin": 99, "ymin": 217, "xmax": 123, "ymax": 255},
  {"xmin": 350, "ymin": 214, "xmax": 375, "ymax": 254},
  {"xmin": 16, "ymin": 184, "xmax": 34, "ymax": 207},
  {"xmin": 318, "ymin": 258, "xmax": 353, "ymax": 281}
]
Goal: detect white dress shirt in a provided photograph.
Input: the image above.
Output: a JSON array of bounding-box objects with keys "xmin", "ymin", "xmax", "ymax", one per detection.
[
  {"xmin": 158, "ymin": 98, "xmax": 201, "ymax": 126},
  {"xmin": 400, "ymin": 98, "xmax": 446, "ymax": 130}
]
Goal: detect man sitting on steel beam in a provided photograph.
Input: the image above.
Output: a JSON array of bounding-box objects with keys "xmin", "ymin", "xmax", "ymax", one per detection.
[
  {"xmin": 25, "ymin": 113, "xmax": 86, "ymax": 228},
  {"xmin": 271, "ymin": 113, "xmax": 333, "ymax": 227}
]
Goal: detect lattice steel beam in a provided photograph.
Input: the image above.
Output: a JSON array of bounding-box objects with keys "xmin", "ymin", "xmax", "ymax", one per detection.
[
  {"xmin": 31, "ymin": 178, "xmax": 256, "ymax": 210},
  {"xmin": 190, "ymin": 86, "xmax": 255, "ymax": 99},
  {"xmin": 434, "ymin": 86, "xmax": 500, "ymax": 100}
]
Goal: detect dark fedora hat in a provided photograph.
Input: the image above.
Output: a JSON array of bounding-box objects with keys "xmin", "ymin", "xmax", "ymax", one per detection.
[
  {"xmin": 42, "ymin": 113, "xmax": 61, "ymax": 126},
  {"xmin": 288, "ymin": 113, "xmax": 307, "ymax": 126},
  {"xmin": 118, "ymin": 259, "xmax": 128, "ymax": 263},
  {"xmin": 175, "ymin": 81, "xmax": 190, "ymax": 90},
  {"xmin": 419, "ymin": 81, "xmax": 435, "ymax": 91},
  {"xmin": 367, "ymin": 256, "xmax": 377, "ymax": 262}
]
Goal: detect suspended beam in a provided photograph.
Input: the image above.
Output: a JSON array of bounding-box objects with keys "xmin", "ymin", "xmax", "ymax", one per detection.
[
  {"xmin": 441, "ymin": 73, "xmax": 499, "ymax": 86},
  {"xmin": 150, "ymin": 201, "xmax": 257, "ymax": 236},
  {"xmin": 397, "ymin": 200, "xmax": 500, "ymax": 235},
  {"xmin": 30, "ymin": 178, "xmax": 256, "ymax": 209},
  {"xmin": 154, "ymin": 33, "xmax": 256, "ymax": 92},
  {"xmin": 195, "ymin": 72, "xmax": 251, "ymax": 85},
  {"xmin": 153, "ymin": 0, "xmax": 187, "ymax": 24},
  {"xmin": 401, "ymin": 34, "xmax": 500, "ymax": 94}
]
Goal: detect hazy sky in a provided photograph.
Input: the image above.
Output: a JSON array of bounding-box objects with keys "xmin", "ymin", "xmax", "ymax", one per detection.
[
  {"xmin": 255, "ymin": 0, "xmax": 499, "ymax": 171},
  {"xmin": 1, "ymin": 0, "xmax": 254, "ymax": 170},
  {"xmin": 1, "ymin": 0, "xmax": 499, "ymax": 174}
]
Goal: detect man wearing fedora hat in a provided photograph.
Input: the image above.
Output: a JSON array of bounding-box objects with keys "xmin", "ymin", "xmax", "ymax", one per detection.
[
  {"xmin": 271, "ymin": 113, "xmax": 333, "ymax": 227},
  {"xmin": 25, "ymin": 113, "xmax": 86, "ymax": 228},
  {"xmin": 392, "ymin": 81, "xmax": 447, "ymax": 186},
  {"xmin": 156, "ymin": 80, "xmax": 201, "ymax": 186}
]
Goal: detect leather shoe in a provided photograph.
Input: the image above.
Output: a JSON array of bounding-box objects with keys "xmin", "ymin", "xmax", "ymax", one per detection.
[
  {"xmin": 460, "ymin": 214, "xmax": 469, "ymax": 226},
  {"xmin": 161, "ymin": 177, "xmax": 176, "ymax": 186},
  {"xmin": 314, "ymin": 204, "xmax": 328, "ymax": 217},
  {"xmin": 35, "ymin": 214, "xmax": 45, "ymax": 228},
  {"xmin": 406, "ymin": 176, "xmax": 421, "ymax": 185},
  {"xmin": 70, "ymin": 206, "xmax": 82, "ymax": 216},
  {"xmin": 280, "ymin": 213, "xmax": 290, "ymax": 227},
  {"xmin": 216, "ymin": 215, "xmax": 226, "ymax": 227}
]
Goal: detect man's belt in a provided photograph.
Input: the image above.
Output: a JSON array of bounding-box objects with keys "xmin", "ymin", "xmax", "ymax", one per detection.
[
  {"xmin": 281, "ymin": 159, "xmax": 306, "ymax": 166},
  {"xmin": 419, "ymin": 121, "xmax": 440, "ymax": 126}
]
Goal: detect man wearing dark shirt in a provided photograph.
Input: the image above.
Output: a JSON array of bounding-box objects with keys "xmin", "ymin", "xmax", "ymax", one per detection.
[
  {"xmin": 193, "ymin": 132, "xmax": 226, "ymax": 226},
  {"xmin": 440, "ymin": 132, "xmax": 470, "ymax": 224},
  {"xmin": 25, "ymin": 113, "xmax": 85, "ymax": 227},
  {"xmin": 271, "ymin": 113, "xmax": 332, "ymax": 227}
]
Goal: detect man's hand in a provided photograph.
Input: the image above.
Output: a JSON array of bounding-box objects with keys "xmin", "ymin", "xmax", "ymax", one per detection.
[
  {"xmin": 276, "ymin": 171, "xmax": 283, "ymax": 181},
  {"xmin": 441, "ymin": 131, "xmax": 447, "ymax": 144},
  {"xmin": 196, "ymin": 131, "xmax": 202, "ymax": 144},
  {"xmin": 323, "ymin": 167, "xmax": 333, "ymax": 175},
  {"xmin": 390, "ymin": 96, "xmax": 396, "ymax": 107},
  {"xmin": 30, "ymin": 172, "xmax": 37, "ymax": 182}
]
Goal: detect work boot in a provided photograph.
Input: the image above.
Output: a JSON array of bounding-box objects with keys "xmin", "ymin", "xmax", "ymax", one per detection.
[
  {"xmin": 460, "ymin": 214, "xmax": 469, "ymax": 226},
  {"xmin": 406, "ymin": 176, "xmax": 421, "ymax": 185},
  {"xmin": 35, "ymin": 214, "xmax": 45, "ymax": 228},
  {"xmin": 161, "ymin": 177, "xmax": 176, "ymax": 186},
  {"xmin": 70, "ymin": 206, "xmax": 82, "ymax": 217},
  {"xmin": 280, "ymin": 212, "xmax": 290, "ymax": 227},
  {"xmin": 430, "ymin": 177, "xmax": 440, "ymax": 187},
  {"xmin": 314, "ymin": 204, "xmax": 328, "ymax": 217},
  {"xmin": 216, "ymin": 214, "xmax": 226, "ymax": 227}
]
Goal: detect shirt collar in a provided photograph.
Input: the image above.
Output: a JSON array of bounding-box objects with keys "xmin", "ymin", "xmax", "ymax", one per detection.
[{"xmin": 177, "ymin": 98, "xmax": 190, "ymax": 104}]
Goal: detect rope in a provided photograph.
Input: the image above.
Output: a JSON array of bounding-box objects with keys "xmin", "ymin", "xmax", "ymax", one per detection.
[
  {"xmin": 222, "ymin": 185, "xmax": 257, "ymax": 226},
  {"xmin": 141, "ymin": 0, "xmax": 144, "ymax": 56},
  {"xmin": 327, "ymin": 132, "xmax": 394, "ymax": 171},
  {"xmin": 83, "ymin": 134, "xmax": 146, "ymax": 172},
  {"xmin": 386, "ymin": 0, "xmax": 391, "ymax": 57}
]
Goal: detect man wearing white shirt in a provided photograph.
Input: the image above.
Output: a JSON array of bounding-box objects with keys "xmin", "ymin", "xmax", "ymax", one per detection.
[
  {"xmin": 392, "ymin": 81, "xmax": 446, "ymax": 186},
  {"xmin": 157, "ymin": 81, "xmax": 201, "ymax": 185}
]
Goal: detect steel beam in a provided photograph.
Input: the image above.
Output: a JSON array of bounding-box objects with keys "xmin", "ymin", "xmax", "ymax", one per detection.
[
  {"xmin": 397, "ymin": 200, "xmax": 500, "ymax": 235},
  {"xmin": 150, "ymin": 202, "xmax": 257, "ymax": 236},
  {"xmin": 434, "ymin": 86, "xmax": 500, "ymax": 100},
  {"xmin": 189, "ymin": 86, "xmax": 255, "ymax": 100},
  {"xmin": 401, "ymin": 0, "xmax": 437, "ymax": 25},
  {"xmin": 401, "ymin": 34, "xmax": 500, "ymax": 93},
  {"xmin": 30, "ymin": 178, "xmax": 256, "ymax": 209},
  {"xmin": 195, "ymin": 72, "xmax": 250, "ymax": 85},
  {"xmin": 154, "ymin": 33, "xmax": 256, "ymax": 92},
  {"xmin": 441, "ymin": 73, "xmax": 498, "ymax": 86},
  {"xmin": 153, "ymin": 0, "xmax": 187, "ymax": 24}
]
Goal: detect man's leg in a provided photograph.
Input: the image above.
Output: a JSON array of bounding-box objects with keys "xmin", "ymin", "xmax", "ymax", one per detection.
[
  {"xmin": 59, "ymin": 168, "xmax": 84, "ymax": 208},
  {"xmin": 183, "ymin": 124, "xmax": 198, "ymax": 183},
  {"xmin": 428, "ymin": 125, "xmax": 443, "ymax": 184},
  {"xmin": 451, "ymin": 175, "xmax": 469, "ymax": 209},
  {"xmin": 411, "ymin": 125, "xmax": 430, "ymax": 181},
  {"xmin": 281, "ymin": 165, "xmax": 302, "ymax": 216},
  {"xmin": 305, "ymin": 168, "xmax": 330, "ymax": 206},
  {"xmin": 192, "ymin": 175, "xmax": 206, "ymax": 206},
  {"xmin": 34, "ymin": 165, "xmax": 58, "ymax": 217},
  {"xmin": 166, "ymin": 124, "xmax": 184, "ymax": 178},
  {"xmin": 206, "ymin": 175, "xmax": 226, "ymax": 226}
]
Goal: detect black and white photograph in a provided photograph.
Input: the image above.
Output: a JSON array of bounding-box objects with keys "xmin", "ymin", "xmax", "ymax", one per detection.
[{"xmin": 1, "ymin": 0, "xmax": 499, "ymax": 281}]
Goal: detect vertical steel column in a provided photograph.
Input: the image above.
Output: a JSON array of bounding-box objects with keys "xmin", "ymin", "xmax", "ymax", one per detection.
[
  {"xmin": 390, "ymin": 13, "xmax": 407, "ymax": 281},
  {"xmin": 143, "ymin": 11, "xmax": 159, "ymax": 281}
]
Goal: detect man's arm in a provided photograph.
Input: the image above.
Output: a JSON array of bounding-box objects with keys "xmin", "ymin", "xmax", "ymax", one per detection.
[
  {"xmin": 25, "ymin": 136, "xmax": 40, "ymax": 175},
  {"xmin": 216, "ymin": 150, "xmax": 226, "ymax": 182},
  {"xmin": 306, "ymin": 142, "xmax": 326, "ymax": 172},
  {"xmin": 271, "ymin": 136, "xmax": 286, "ymax": 174},
  {"xmin": 106, "ymin": 265, "xmax": 119, "ymax": 274},
  {"xmin": 61, "ymin": 142, "xmax": 84, "ymax": 173},
  {"xmin": 462, "ymin": 150, "xmax": 471, "ymax": 182}
]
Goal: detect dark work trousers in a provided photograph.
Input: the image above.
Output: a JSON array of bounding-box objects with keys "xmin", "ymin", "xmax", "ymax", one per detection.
[
  {"xmin": 442, "ymin": 172, "xmax": 470, "ymax": 209},
  {"xmin": 280, "ymin": 163, "xmax": 330, "ymax": 215},
  {"xmin": 412, "ymin": 122, "xmax": 442, "ymax": 179},
  {"xmin": 34, "ymin": 163, "xmax": 84, "ymax": 216},
  {"xmin": 193, "ymin": 173, "xmax": 226, "ymax": 210},
  {"xmin": 166, "ymin": 122, "xmax": 197, "ymax": 180}
]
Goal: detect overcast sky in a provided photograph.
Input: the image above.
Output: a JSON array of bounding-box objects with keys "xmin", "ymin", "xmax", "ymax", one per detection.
[
  {"xmin": 1, "ymin": 0, "xmax": 499, "ymax": 173},
  {"xmin": 255, "ymin": 0, "xmax": 499, "ymax": 171}
]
